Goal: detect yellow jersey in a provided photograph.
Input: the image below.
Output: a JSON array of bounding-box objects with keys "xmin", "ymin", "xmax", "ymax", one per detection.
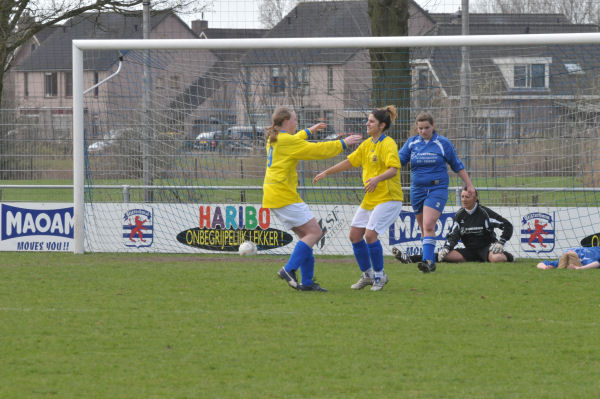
[
  {"xmin": 347, "ymin": 134, "xmax": 403, "ymax": 210},
  {"xmin": 263, "ymin": 129, "xmax": 347, "ymax": 208}
]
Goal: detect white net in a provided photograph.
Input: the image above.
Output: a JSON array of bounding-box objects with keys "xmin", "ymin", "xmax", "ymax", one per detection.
[{"xmin": 79, "ymin": 35, "xmax": 600, "ymax": 257}]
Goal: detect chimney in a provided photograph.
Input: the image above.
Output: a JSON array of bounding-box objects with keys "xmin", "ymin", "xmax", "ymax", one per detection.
[{"xmin": 192, "ymin": 20, "xmax": 208, "ymax": 35}]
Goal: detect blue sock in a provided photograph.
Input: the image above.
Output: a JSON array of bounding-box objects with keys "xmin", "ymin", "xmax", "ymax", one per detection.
[
  {"xmin": 367, "ymin": 240, "xmax": 384, "ymax": 272},
  {"xmin": 423, "ymin": 236, "xmax": 436, "ymax": 263},
  {"xmin": 300, "ymin": 253, "xmax": 315, "ymax": 286},
  {"xmin": 284, "ymin": 240, "xmax": 312, "ymax": 272},
  {"xmin": 352, "ymin": 240, "xmax": 372, "ymax": 272}
]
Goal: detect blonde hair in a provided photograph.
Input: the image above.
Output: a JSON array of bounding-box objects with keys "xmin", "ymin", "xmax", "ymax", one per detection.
[
  {"xmin": 265, "ymin": 107, "xmax": 293, "ymax": 143},
  {"xmin": 372, "ymin": 105, "xmax": 397, "ymax": 131}
]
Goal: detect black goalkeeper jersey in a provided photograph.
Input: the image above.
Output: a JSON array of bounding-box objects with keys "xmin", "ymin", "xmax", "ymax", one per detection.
[{"xmin": 444, "ymin": 204, "xmax": 513, "ymax": 250}]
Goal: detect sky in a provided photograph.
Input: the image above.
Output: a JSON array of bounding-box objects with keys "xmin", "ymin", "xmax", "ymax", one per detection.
[{"xmin": 182, "ymin": 0, "xmax": 467, "ymax": 29}]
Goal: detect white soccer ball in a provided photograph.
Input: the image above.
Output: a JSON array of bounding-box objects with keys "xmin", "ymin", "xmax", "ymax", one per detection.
[{"xmin": 238, "ymin": 241, "xmax": 257, "ymax": 256}]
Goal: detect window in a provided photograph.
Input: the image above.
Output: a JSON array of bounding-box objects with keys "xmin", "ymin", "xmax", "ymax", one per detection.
[
  {"xmin": 24, "ymin": 73, "xmax": 29, "ymax": 97},
  {"xmin": 93, "ymin": 72, "xmax": 99, "ymax": 97},
  {"xmin": 65, "ymin": 71, "xmax": 72, "ymax": 97},
  {"xmin": 474, "ymin": 109, "xmax": 515, "ymax": 141},
  {"xmin": 292, "ymin": 67, "xmax": 309, "ymax": 96},
  {"xmin": 327, "ymin": 66, "xmax": 334, "ymax": 94},
  {"xmin": 45, "ymin": 72, "xmax": 57, "ymax": 97},
  {"xmin": 156, "ymin": 76, "xmax": 164, "ymax": 90},
  {"xmin": 169, "ymin": 75, "xmax": 180, "ymax": 89},
  {"xmin": 493, "ymin": 57, "xmax": 550, "ymax": 89},
  {"xmin": 513, "ymin": 64, "xmax": 546, "ymax": 88},
  {"xmin": 271, "ymin": 67, "xmax": 285, "ymax": 94}
]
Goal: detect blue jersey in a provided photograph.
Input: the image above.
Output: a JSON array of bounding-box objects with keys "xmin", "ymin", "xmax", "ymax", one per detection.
[
  {"xmin": 544, "ymin": 246, "xmax": 600, "ymax": 268},
  {"xmin": 398, "ymin": 132, "xmax": 465, "ymax": 188}
]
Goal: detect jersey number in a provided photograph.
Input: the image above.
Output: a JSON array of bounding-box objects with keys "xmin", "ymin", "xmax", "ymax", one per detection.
[{"xmin": 267, "ymin": 147, "xmax": 273, "ymax": 167}]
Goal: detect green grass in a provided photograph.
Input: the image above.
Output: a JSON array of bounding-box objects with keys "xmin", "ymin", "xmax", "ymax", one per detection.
[{"xmin": 1, "ymin": 253, "xmax": 599, "ymax": 398}]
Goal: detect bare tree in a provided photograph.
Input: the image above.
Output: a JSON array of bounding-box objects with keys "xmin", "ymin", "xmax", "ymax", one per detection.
[
  {"xmin": 259, "ymin": 0, "xmax": 296, "ymax": 28},
  {"xmin": 472, "ymin": 0, "xmax": 600, "ymax": 24},
  {"xmin": 0, "ymin": 0, "xmax": 203, "ymax": 107}
]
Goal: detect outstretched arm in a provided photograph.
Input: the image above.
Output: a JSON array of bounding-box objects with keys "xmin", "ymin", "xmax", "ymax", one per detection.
[
  {"xmin": 574, "ymin": 261, "xmax": 600, "ymax": 270},
  {"xmin": 457, "ymin": 169, "xmax": 476, "ymax": 196},
  {"xmin": 313, "ymin": 159, "xmax": 353, "ymax": 184}
]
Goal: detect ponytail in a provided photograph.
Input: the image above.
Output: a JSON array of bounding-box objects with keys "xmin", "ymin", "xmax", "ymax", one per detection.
[
  {"xmin": 265, "ymin": 107, "xmax": 293, "ymax": 144},
  {"xmin": 372, "ymin": 105, "xmax": 397, "ymax": 131}
]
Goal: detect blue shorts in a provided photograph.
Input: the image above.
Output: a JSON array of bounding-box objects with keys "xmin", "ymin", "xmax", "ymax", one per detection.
[{"xmin": 411, "ymin": 186, "xmax": 448, "ymax": 214}]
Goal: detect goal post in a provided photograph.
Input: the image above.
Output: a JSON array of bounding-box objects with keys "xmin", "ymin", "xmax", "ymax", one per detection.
[{"xmin": 73, "ymin": 32, "xmax": 600, "ymax": 256}]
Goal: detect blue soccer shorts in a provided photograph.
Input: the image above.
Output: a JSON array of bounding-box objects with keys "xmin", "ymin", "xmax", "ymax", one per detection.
[{"xmin": 411, "ymin": 186, "xmax": 448, "ymax": 215}]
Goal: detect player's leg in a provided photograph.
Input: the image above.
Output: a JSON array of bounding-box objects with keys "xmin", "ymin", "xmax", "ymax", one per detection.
[
  {"xmin": 349, "ymin": 208, "xmax": 374, "ymax": 289},
  {"xmin": 365, "ymin": 201, "xmax": 402, "ymax": 291}
]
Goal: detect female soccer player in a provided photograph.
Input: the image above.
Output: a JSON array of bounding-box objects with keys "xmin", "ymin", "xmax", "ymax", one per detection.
[
  {"xmin": 393, "ymin": 186, "xmax": 514, "ymax": 264},
  {"xmin": 313, "ymin": 105, "xmax": 403, "ymax": 291},
  {"xmin": 398, "ymin": 112, "xmax": 475, "ymax": 273},
  {"xmin": 537, "ymin": 246, "xmax": 600, "ymax": 270},
  {"xmin": 263, "ymin": 107, "xmax": 362, "ymax": 292}
]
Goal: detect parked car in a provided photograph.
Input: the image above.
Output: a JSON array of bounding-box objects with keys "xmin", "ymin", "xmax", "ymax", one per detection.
[
  {"xmin": 194, "ymin": 131, "xmax": 219, "ymax": 151},
  {"xmin": 87, "ymin": 128, "xmax": 139, "ymax": 154},
  {"xmin": 211, "ymin": 125, "xmax": 265, "ymax": 153}
]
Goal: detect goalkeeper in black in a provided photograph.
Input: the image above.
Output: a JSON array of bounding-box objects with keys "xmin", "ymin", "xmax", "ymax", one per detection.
[{"xmin": 393, "ymin": 186, "xmax": 514, "ymax": 264}]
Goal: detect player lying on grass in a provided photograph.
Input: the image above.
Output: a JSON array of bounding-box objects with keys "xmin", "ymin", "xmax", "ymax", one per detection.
[
  {"xmin": 536, "ymin": 246, "xmax": 600, "ymax": 270},
  {"xmin": 392, "ymin": 186, "xmax": 515, "ymax": 264}
]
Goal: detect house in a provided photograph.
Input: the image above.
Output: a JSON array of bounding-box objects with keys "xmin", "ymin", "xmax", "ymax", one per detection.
[
  {"xmin": 413, "ymin": 13, "xmax": 600, "ymax": 141},
  {"xmin": 224, "ymin": 0, "xmax": 435, "ymax": 136},
  {"xmin": 10, "ymin": 11, "xmax": 204, "ymax": 140}
]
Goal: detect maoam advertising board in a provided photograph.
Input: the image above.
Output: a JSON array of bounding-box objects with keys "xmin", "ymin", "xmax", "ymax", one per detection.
[
  {"xmin": 4, "ymin": 202, "xmax": 597, "ymax": 257},
  {"xmin": 0, "ymin": 203, "xmax": 74, "ymax": 251}
]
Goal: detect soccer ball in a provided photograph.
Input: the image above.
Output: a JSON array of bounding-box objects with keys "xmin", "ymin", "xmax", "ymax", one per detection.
[{"xmin": 238, "ymin": 241, "xmax": 257, "ymax": 256}]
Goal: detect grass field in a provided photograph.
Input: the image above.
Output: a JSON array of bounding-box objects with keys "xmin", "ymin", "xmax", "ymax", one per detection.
[{"xmin": 1, "ymin": 253, "xmax": 599, "ymax": 398}]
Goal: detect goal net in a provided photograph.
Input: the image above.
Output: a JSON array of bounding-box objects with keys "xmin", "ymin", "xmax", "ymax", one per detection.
[{"xmin": 74, "ymin": 33, "xmax": 600, "ymax": 258}]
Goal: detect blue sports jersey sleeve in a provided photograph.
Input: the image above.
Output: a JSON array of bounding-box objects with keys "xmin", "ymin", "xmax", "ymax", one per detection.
[
  {"xmin": 441, "ymin": 137, "xmax": 465, "ymax": 173},
  {"xmin": 398, "ymin": 132, "xmax": 465, "ymax": 187}
]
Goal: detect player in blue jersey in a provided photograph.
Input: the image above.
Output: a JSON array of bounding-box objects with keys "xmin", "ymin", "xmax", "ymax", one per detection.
[
  {"xmin": 537, "ymin": 246, "xmax": 600, "ymax": 270},
  {"xmin": 398, "ymin": 112, "xmax": 475, "ymax": 273}
]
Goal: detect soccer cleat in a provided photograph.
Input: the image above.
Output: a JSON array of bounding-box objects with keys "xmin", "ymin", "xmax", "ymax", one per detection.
[
  {"xmin": 504, "ymin": 251, "xmax": 515, "ymax": 262},
  {"xmin": 298, "ymin": 282, "xmax": 328, "ymax": 292},
  {"xmin": 417, "ymin": 260, "xmax": 436, "ymax": 273},
  {"xmin": 350, "ymin": 272, "xmax": 374, "ymax": 290},
  {"xmin": 370, "ymin": 273, "xmax": 389, "ymax": 291},
  {"xmin": 392, "ymin": 247, "xmax": 410, "ymax": 264},
  {"xmin": 277, "ymin": 267, "xmax": 298, "ymax": 289}
]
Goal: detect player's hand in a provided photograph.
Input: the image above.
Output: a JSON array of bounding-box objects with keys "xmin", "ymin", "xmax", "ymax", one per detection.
[
  {"xmin": 490, "ymin": 242, "xmax": 504, "ymax": 254},
  {"xmin": 309, "ymin": 122, "xmax": 327, "ymax": 133},
  {"xmin": 313, "ymin": 171, "xmax": 327, "ymax": 184},
  {"xmin": 437, "ymin": 247, "xmax": 450, "ymax": 262},
  {"xmin": 364, "ymin": 177, "xmax": 380, "ymax": 192},
  {"xmin": 343, "ymin": 134, "xmax": 363, "ymax": 146}
]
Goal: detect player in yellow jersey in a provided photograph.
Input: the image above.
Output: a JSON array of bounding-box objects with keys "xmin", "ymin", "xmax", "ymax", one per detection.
[
  {"xmin": 313, "ymin": 106, "xmax": 403, "ymax": 291},
  {"xmin": 264, "ymin": 107, "xmax": 362, "ymax": 292}
]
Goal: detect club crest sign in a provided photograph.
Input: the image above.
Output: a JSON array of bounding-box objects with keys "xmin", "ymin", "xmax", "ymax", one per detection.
[
  {"xmin": 123, "ymin": 208, "xmax": 153, "ymax": 248},
  {"xmin": 521, "ymin": 212, "xmax": 554, "ymax": 253}
]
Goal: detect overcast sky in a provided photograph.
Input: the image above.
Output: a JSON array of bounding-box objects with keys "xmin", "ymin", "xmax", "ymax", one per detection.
[{"xmin": 182, "ymin": 0, "xmax": 467, "ymax": 29}]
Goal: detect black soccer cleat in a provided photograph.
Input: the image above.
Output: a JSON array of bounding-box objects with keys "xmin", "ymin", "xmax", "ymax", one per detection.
[
  {"xmin": 277, "ymin": 267, "xmax": 299, "ymax": 289},
  {"xmin": 392, "ymin": 247, "xmax": 411, "ymax": 264},
  {"xmin": 418, "ymin": 260, "xmax": 436, "ymax": 273},
  {"xmin": 298, "ymin": 282, "xmax": 328, "ymax": 292}
]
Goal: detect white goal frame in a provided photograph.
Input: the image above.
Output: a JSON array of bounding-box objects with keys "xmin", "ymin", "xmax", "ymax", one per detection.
[{"xmin": 72, "ymin": 32, "xmax": 600, "ymax": 253}]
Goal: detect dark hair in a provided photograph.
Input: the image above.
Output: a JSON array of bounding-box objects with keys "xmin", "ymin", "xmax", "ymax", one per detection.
[
  {"xmin": 265, "ymin": 107, "xmax": 293, "ymax": 143},
  {"xmin": 462, "ymin": 185, "xmax": 479, "ymax": 203},
  {"xmin": 371, "ymin": 105, "xmax": 397, "ymax": 131}
]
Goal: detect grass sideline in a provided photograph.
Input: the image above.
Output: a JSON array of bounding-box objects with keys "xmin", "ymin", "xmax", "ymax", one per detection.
[{"xmin": 1, "ymin": 252, "xmax": 599, "ymax": 398}]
